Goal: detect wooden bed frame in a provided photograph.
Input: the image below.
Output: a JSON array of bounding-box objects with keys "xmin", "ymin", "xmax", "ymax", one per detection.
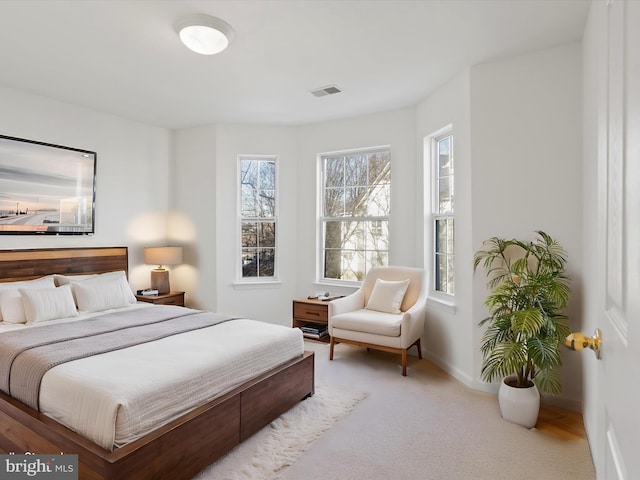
[{"xmin": 0, "ymin": 247, "xmax": 315, "ymax": 479}]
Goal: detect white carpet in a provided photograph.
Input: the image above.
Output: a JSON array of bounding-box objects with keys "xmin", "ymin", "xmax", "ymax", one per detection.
[
  {"xmin": 283, "ymin": 342, "xmax": 595, "ymax": 480},
  {"xmin": 193, "ymin": 341, "xmax": 594, "ymax": 480},
  {"xmin": 192, "ymin": 382, "xmax": 368, "ymax": 480}
]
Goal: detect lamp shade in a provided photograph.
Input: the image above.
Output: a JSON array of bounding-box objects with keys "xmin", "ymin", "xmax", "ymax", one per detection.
[{"xmin": 144, "ymin": 247, "xmax": 183, "ymax": 267}]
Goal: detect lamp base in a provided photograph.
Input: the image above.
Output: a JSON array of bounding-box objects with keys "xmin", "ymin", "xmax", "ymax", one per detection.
[{"xmin": 150, "ymin": 269, "xmax": 170, "ymax": 294}]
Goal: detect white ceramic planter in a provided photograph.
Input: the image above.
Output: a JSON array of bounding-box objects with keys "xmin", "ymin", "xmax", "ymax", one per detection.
[{"xmin": 498, "ymin": 375, "xmax": 540, "ymax": 428}]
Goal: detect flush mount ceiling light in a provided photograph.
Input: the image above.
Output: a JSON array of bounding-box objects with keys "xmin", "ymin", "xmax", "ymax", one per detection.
[{"xmin": 176, "ymin": 14, "xmax": 234, "ymax": 55}]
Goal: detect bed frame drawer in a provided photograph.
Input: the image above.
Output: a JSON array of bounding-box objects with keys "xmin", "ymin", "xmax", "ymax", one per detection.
[{"xmin": 240, "ymin": 351, "xmax": 314, "ymax": 441}]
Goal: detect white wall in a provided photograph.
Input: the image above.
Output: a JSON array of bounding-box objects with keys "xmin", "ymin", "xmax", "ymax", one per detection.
[
  {"xmin": 214, "ymin": 124, "xmax": 299, "ymax": 326},
  {"xmin": 171, "ymin": 126, "xmax": 217, "ymax": 309},
  {"xmin": 174, "ymin": 123, "xmax": 300, "ymax": 324},
  {"xmin": 413, "ymin": 43, "xmax": 584, "ymax": 408},
  {"xmin": 469, "ymin": 42, "xmax": 584, "ymax": 406},
  {"xmin": 0, "ymin": 84, "xmax": 171, "ymax": 290},
  {"xmin": 415, "ymin": 70, "xmax": 475, "ymax": 385},
  {"xmin": 173, "ymin": 109, "xmax": 416, "ymax": 327},
  {"xmin": 296, "ymin": 107, "xmax": 418, "ymax": 298},
  {"xmin": 171, "ymin": 45, "xmax": 585, "ymax": 409}
]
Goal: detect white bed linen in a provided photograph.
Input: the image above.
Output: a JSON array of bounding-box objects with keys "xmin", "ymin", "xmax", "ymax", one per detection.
[
  {"xmin": 0, "ymin": 303, "xmax": 151, "ymax": 332},
  {"xmin": 1, "ymin": 305, "xmax": 304, "ymax": 451}
]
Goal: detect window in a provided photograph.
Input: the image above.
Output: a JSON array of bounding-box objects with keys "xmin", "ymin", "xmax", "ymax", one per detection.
[
  {"xmin": 431, "ymin": 132, "xmax": 454, "ymax": 295},
  {"xmin": 239, "ymin": 156, "xmax": 277, "ymax": 279},
  {"xmin": 321, "ymin": 147, "xmax": 391, "ymax": 282}
]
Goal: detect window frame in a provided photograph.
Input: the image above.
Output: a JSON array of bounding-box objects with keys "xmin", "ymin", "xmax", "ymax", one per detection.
[
  {"xmin": 236, "ymin": 154, "xmax": 279, "ymax": 284},
  {"xmin": 317, "ymin": 145, "xmax": 391, "ymax": 286},
  {"xmin": 425, "ymin": 127, "xmax": 455, "ymax": 306}
]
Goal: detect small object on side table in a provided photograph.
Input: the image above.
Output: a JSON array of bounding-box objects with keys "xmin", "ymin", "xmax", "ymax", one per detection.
[
  {"xmin": 137, "ymin": 289, "xmax": 159, "ymax": 296},
  {"xmin": 135, "ymin": 291, "xmax": 185, "ymax": 307}
]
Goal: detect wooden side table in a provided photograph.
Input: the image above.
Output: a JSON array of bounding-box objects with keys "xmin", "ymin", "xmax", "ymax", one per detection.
[
  {"xmin": 136, "ymin": 291, "xmax": 185, "ymax": 307},
  {"xmin": 292, "ymin": 298, "xmax": 330, "ymax": 342}
]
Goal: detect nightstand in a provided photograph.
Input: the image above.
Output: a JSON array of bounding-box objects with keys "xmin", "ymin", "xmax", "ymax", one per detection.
[
  {"xmin": 292, "ymin": 298, "xmax": 331, "ymax": 342},
  {"xmin": 136, "ymin": 291, "xmax": 185, "ymax": 307}
]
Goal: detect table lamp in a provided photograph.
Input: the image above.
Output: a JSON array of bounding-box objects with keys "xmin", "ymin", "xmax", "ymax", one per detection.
[{"xmin": 144, "ymin": 246, "xmax": 183, "ymax": 294}]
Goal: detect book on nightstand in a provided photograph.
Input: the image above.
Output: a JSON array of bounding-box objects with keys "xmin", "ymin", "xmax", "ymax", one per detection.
[
  {"xmin": 136, "ymin": 289, "xmax": 159, "ymax": 296},
  {"xmin": 300, "ymin": 325, "xmax": 328, "ymax": 339}
]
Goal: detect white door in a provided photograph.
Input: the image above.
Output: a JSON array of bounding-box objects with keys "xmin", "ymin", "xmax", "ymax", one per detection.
[{"xmin": 595, "ymin": 1, "xmax": 640, "ymax": 478}]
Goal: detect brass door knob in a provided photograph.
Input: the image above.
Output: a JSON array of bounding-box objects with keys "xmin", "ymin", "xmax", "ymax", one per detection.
[{"xmin": 565, "ymin": 328, "xmax": 602, "ymax": 359}]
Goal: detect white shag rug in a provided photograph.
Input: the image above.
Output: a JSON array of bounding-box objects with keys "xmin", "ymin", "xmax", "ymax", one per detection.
[{"xmin": 193, "ymin": 384, "xmax": 368, "ymax": 480}]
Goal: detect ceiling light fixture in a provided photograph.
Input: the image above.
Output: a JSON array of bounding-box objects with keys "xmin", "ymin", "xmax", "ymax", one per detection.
[{"xmin": 176, "ymin": 14, "xmax": 234, "ymax": 55}]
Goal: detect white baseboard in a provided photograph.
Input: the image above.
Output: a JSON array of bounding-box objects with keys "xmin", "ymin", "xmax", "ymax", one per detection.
[{"xmin": 422, "ymin": 350, "xmax": 582, "ymax": 412}]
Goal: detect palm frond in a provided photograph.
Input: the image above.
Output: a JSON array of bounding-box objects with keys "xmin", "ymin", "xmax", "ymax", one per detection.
[
  {"xmin": 510, "ymin": 309, "xmax": 543, "ymax": 336},
  {"xmin": 480, "ymin": 341, "xmax": 528, "ymax": 384},
  {"xmin": 532, "ymin": 368, "xmax": 562, "ymax": 395},
  {"xmin": 475, "ymin": 231, "xmax": 572, "ymax": 395},
  {"xmin": 527, "ymin": 335, "xmax": 562, "ymax": 370}
]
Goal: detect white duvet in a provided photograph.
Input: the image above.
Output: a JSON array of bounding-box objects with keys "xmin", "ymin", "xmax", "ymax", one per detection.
[{"xmin": 1, "ymin": 305, "xmax": 304, "ymax": 451}]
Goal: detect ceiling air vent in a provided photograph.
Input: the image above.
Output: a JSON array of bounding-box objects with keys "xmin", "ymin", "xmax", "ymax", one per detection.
[{"xmin": 309, "ymin": 85, "xmax": 342, "ymax": 97}]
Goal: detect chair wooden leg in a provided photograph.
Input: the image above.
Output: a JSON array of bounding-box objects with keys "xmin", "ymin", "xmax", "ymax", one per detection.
[
  {"xmin": 401, "ymin": 349, "xmax": 407, "ymax": 376},
  {"xmin": 329, "ymin": 336, "xmax": 335, "ymax": 360},
  {"xmin": 416, "ymin": 338, "xmax": 423, "ymax": 359}
]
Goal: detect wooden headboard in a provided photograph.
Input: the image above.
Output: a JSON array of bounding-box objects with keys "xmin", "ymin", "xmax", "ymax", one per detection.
[{"xmin": 0, "ymin": 247, "xmax": 128, "ymax": 283}]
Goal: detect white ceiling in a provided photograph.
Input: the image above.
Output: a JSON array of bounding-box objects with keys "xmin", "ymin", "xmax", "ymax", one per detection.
[{"xmin": 0, "ymin": 0, "xmax": 590, "ymax": 130}]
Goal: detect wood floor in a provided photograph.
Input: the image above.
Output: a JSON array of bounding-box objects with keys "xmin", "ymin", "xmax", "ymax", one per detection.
[{"xmin": 537, "ymin": 404, "xmax": 588, "ymax": 441}]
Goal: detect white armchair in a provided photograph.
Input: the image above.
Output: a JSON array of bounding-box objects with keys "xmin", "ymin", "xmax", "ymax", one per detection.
[{"xmin": 328, "ymin": 266, "xmax": 427, "ymax": 376}]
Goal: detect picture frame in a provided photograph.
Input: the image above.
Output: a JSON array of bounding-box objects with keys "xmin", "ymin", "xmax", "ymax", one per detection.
[{"xmin": 0, "ymin": 134, "xmax": 96, "ymax": 235}]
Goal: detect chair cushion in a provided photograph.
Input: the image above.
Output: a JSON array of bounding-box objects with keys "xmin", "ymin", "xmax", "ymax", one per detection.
[
  {"xmin": 366, "ymin": 278, "xmax": 410, "ymax": 314},
  {"xmin": 331, "ymin": 309, "xmax": 403, "ymax": 337}
]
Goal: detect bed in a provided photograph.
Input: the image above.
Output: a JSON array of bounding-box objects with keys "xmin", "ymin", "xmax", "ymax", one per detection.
[{"xmin": 0, "ymin": 247, "xmax": 314, "ymax": 479}]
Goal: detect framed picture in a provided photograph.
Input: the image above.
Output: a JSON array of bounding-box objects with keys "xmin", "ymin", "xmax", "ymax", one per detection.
[{"xmin": 0, "ymin": 134, "xmax": 96, "ymax": 235}]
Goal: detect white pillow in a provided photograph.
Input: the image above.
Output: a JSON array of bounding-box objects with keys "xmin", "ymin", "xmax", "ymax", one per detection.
[
  {"xmin": 19, "ymin": 285, "xmax": 79, "ymax": 324},
  {"xmin": 71, "ymin": 270, "xmax": 136, "ymax": 312},
  {"xmin": 54, "ymin": 274, "xmax": 97, "ymax": 286},
  {"xmin": 0, "ymin": 276, "xmax": 57, "ymax": 323},
  {"xmin": 365, "ymin": 278, "xmax": 410, "ymax": 314},
  {"xmin": 54, "ymin": 273, "xmax": 100, "ymax": 306}
]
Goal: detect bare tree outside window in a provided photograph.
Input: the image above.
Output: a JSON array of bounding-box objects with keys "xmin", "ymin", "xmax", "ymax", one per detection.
[
  {"xmin": 240, "ymin": 157, "xmax": 276, "ymax": 278},
  {"xmin": 322, "ymin": 148, "xmax": 390, "ymax": 281}
]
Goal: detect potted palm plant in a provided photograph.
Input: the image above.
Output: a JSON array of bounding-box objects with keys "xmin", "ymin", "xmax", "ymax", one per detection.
[{"xmin": 473, "ymin": 231, "xmax": 571, "ymax": 428}]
